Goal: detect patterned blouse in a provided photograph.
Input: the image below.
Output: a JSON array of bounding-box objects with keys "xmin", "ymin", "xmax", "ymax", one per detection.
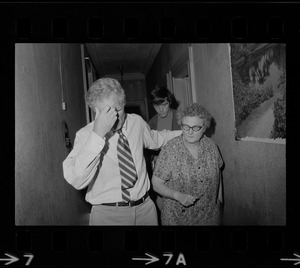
[{"xmin": 153, "ymin": 134, "xmax": 223, "ymax": 225}]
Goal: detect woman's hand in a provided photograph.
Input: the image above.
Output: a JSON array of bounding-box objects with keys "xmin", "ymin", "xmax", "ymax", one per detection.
[
  {"xmin": 175, "ymin": 192, "xmax": 198, "ymax": 207},
  {"xmin": 152, "ymin": 175, "xmax": 199, "ymax": 207}
]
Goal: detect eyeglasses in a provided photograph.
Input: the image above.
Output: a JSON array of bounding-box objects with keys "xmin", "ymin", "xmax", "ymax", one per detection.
[{"xmin": 181, "ymin": 124, "xmax": 204, "ymax": 132}]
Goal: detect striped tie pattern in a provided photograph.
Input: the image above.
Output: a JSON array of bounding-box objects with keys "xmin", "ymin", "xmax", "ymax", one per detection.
[{"xmin": 117, "ymin": 130, "xmax": 138, "ymax": 202}]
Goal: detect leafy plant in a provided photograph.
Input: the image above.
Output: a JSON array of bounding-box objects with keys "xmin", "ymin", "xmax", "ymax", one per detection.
[
  {"xmin": 231, "ymin": 44, "xmax": 277, "ymax": 128},
  {"xmin": 271, "ymin": 71, "xmax": 286, "ymax": 139}
]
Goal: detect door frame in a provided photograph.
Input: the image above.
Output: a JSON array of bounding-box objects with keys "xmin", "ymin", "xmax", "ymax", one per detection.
[{"xmin": 166, "ymin": 46, "xmax": 197, "ymax": 104}]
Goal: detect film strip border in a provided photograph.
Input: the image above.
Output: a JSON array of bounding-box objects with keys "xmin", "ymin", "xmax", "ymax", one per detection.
[
  {"xmin": 1, "ymin": 3, "xmax": 299, "ymax": 42},
  {"xmin": 2, "ymin": 227, "xmax": 297, "ymax": 267},
  {"xmin": 1, "ymin": 2, "xmax": 299, "ymax": 267},
  {"xmin": 12, "ymin": 15, "xmax": 289, "ymax": 41}
]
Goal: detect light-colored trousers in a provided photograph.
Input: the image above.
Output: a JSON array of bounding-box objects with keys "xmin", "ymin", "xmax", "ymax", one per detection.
[{"xmin": 89, "ymin": 197, "xmax": 158, "ymax": 225}]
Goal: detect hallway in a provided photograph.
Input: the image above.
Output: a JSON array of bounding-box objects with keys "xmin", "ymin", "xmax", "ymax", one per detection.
[{"xmin": 15, "ymin": 43, "xmax": 286, "ymax": 225}]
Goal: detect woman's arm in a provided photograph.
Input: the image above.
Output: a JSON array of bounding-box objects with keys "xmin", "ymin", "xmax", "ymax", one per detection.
[{"xmin": 152, "ymin": 175, "xmax": 198, "ymax": 207}]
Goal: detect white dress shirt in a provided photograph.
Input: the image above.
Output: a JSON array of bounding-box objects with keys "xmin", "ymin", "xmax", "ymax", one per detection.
[{"xmin": 63, "ymin": 113, "xmax": 181, "ymax": 204}]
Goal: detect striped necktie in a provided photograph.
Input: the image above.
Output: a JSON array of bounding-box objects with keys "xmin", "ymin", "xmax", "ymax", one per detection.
[{"xmin": 117, "ymin": 129, "xmax": 138, "ymax": 202}]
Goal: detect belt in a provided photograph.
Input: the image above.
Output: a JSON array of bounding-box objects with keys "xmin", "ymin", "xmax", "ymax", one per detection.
[{"xmin": 101, "ymin": 192, "xmax": 149, "ymax": 207}]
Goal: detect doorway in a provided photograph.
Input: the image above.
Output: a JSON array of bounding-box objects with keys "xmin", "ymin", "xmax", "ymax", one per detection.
[{"xmin": 166, "ymin": 47, "xmax": 195, "ymax": 109}]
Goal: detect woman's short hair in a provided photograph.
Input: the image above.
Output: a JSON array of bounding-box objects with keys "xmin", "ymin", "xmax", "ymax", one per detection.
[
  {"xmin": 86, "ymin": 77, "xmax": 126, "ymax": 111},
  {"xmin": 150, "ymin": 86, "xmax": 179, "ymax": 109},
  {"xmin": 177, "ymin": 103, "xmax": 212, "ymax": 128}
]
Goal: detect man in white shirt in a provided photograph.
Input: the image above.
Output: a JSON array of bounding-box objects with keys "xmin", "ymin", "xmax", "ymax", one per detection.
[{"xmin": 63, "ymin": 77, "xmax": 181, "ymax": 225}]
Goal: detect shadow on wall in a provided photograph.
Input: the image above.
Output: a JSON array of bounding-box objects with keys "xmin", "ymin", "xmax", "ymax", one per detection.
[
  {"xmin": 78, "ymin": 189, "xmax": 92, "ymax": 225},
  {"xmin": 205, "ymin": 117, "xmax": 216, "ymax": 138},
  {"xmin": 204, "ymin": 117, "xmax": 228, "ymax": 225},
  {"xmin": 218, "ymin": 145, "xmax": 226, "ymax": 226},
  {"xmin": 79, "ymin": 212, "xmax": 91, "ymax": 225}
]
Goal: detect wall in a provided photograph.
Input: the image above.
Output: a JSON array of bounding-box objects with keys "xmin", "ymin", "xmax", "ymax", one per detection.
[
  {"xmin": 123, "ymin": 78, "xmax": 148, "ymax": 120},
  {"xmin": 123, "ymin": 78, "xmax": 147, "ymax": 102},
  {"xmin": 15, "ymin": 44, "xmax": 91, "ymax": 225},
  {"xmin": 191, "ymin": 44, "xmax": 286, "ymax": 225},
  {"xmin": 146, "ymin": 43, "xmax": 190, "ymax": 120}
]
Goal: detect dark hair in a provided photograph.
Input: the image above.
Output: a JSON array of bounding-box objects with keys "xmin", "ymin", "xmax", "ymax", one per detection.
[{"xmin": 150, "ymin": 86, "xmax": 179, "ymax": 109}]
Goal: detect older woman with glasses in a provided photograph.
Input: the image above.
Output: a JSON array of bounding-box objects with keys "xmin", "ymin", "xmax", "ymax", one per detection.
[{"xmin": 152, "ymin": 103, "xmax": 224, "ymax": 225}]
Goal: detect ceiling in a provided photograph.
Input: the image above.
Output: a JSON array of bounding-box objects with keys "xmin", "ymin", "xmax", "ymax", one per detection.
[{"xmin": 84, "ymin": 43, "xmax": 162, "ymax": 80}]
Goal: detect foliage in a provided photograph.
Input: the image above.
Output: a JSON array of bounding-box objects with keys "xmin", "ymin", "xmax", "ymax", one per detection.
[
  {"xmin": 271, "ymin": 70, "xmax": 286, "ymax": 139},
  {"xmin": 230, "ymin": 43, "xmax": 286, "ymax": 138},
  {"xmin": 232, "ymin": 71, "xmax": 274, "ymax": 126},
  {"xmin": 231, "ymin": 44, "xmax": 277, "ymax": 127}
]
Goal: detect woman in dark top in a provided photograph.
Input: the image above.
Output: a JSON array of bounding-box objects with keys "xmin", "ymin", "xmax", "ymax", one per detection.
[
  {"xmin": 147, "ymin": 86, "xmax": 181, "ymax": 220},
  {"xmin": 152, "ymin": 103, "xmax": 223, "ymax": 225},
  {"xmin": 148, "ymin": 86, "xmax": 180, "ymax": 131}
]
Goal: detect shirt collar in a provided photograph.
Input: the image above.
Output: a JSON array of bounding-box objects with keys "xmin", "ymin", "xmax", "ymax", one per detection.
[{"xmin": 117, "ymin": 113, "xmax": 128, "ymax": 133}]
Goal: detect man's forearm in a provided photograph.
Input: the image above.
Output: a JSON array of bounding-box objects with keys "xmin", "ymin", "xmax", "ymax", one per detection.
[{"xmin": 144, "ymin": 119, "xmax": 182, "ymax": 150}]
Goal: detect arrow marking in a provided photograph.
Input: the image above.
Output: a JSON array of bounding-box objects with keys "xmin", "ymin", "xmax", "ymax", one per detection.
[
  {"xmin": 0, "ymin": 253, "xmax": 19, "ymax": 266},
  {"xmin": 281, "ymin": 253, "xmax": 300, "ymax": 266},
  {"xmin": 132, "ymin": 253, "xmax": 159, "ymax": 265}
]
